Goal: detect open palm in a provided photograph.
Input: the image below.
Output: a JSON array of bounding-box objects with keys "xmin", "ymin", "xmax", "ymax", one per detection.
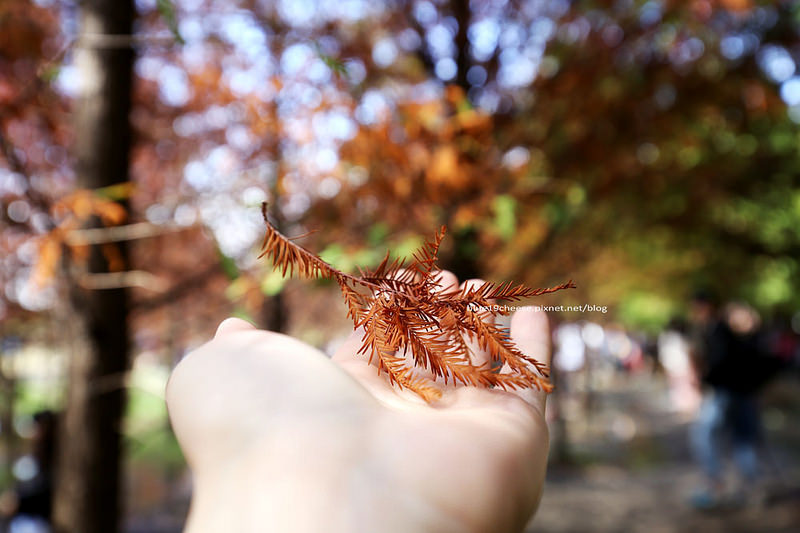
[{"xmin": 167, "ymin": 274, "xmax": 551, "ymax": 533}]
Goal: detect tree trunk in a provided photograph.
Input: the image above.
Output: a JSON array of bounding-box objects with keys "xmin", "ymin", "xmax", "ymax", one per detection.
[
  {"xmin": 452, "ymin": 0, "xmax": 471, "ymax": 92},
  {"xmin": 261, "ymin": 57, "xmax": 288, "ymax": 334},
  {"xmin": 439, "ymin": 0, "xmax": 482, "ymax": 281},
  {"xmin": 52, "ymin": 1, "xmax": 135, "ymax": 532},
  {"xmin": 260, "ymin": 292, "xmax": 287, "ymax": 332}
]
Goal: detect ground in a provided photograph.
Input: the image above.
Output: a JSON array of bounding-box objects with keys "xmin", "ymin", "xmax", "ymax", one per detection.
[
  {"xmin": 528, "ymin": 371, "xmax": 800, "ymax": 533},
  {"xmin": 531, "ymin": 463, "xmax": 800, "ymax": 533}
]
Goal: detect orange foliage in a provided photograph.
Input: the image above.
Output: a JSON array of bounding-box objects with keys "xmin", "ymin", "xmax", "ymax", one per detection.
[
  {"xmin": 32, "ymin": 189, "xmax": 129, "ymax": 286},
  {"xmin": 32, "ymin": 232, "xmax": 62, "ymax": 287}
]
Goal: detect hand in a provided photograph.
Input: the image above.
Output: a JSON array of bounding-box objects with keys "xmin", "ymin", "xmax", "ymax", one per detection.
[{"xmin": 166, "ymin": 272, "xmax": 551, "ymax": 533}]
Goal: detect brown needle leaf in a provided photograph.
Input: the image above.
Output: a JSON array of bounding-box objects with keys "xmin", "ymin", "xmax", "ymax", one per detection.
[{"xmin": 258, "ymin": 203, "xmax": 575, "ymax": 402}]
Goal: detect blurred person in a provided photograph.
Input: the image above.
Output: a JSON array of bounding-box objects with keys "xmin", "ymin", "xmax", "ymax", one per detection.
[
  {"xmin": 553, "ymin": 322, "xmax": 586, "ymax": 376},
  {"xmin": 608, "ymin": 328, "xmax": 646, "ymax": 374},
  {"xmin": 0, "ymin": 410, "xmax": 57, "ymax": 533},
  {"xmin": 551, "ymin": 321, "xmax": 587, "ymax": 418},
  {"xmin": 657, "ymin": 319, "xmax": 701, "ymax": 416},
  {"xmin": 688, "ymin": 297, "xmax": 769, "ymax": 509},
  {"xmin": 166, "ymin": 271, "xmax": 551, "ymax": 533}
]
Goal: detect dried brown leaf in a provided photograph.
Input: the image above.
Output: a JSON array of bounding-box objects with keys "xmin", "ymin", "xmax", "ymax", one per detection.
[{"xmin": 258, "ymin": 202, "xmax": 572, "ymax": 402}]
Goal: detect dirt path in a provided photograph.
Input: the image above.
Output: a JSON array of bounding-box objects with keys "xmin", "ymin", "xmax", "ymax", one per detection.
[
  {"xmin": 528, "ymin": 373, "xmax": 800, "ymax": 533},
  {"xmin": 530, "ymin": 463, "xmax": 799, "ymax": 533}
]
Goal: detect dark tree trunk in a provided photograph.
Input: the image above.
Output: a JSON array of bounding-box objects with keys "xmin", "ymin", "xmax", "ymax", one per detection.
[
  {"xmin": 260, "ymin": 292, "xmax": 287, "ymax": 332},
  {"xmin": 53, "ymin": 1, "xmax": 135, "ymax": 532},
  {"xmin": 441, "ymin": 225, "xmax": 482, "ymax": 281},
  {"xmin": 439, "ymin": 0, "xmax": 482, "ymax": 281},
  {"xmin": 261, "ymin": 62, "xmax": 288, "ymax": 333},
  {"xmin": 260, "ymin": 200, "xmax": 287, "ymax": 331},
  {"xmin": 452, "ymin": 0, "xmax": 471, "ymax": 92}
]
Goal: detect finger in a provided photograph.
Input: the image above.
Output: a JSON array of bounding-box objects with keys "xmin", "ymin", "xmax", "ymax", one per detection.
[
  {"xmin": 390, "ymin": 267, "xmax": 420, "ymax": 282},
  {"xmin": 331, "ymin": 327, "xmax": 370, "ymax": 364},
  {"xmin": 460, "ymin": 278, "xmax": 495, "ymax": 369},
  {"xmin": 332, "ymin": 328, "xmax": 432, "ymax": 408},
  {"xmin": 507, "ymin": 307, "xmax": 551, "ymax": 415},
  {"xmin": 214, "ymin": 317, "xmax": 257, "ymax": 339},
  {"xmin": 429, "ymin": 269, "xmax": 458, "ymax": 293},
  {"xmin": 331, "ymin": 324, "xmax": 432, "ymax": 379},
  {"xmin": 334, "ymin": 355, "xmax": 431, "ymax": 409}
]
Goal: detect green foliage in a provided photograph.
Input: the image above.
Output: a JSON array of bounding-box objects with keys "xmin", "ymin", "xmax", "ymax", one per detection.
[
  {"xmin": 126, "ymin": 426, "xmax": 184, "ymax": 472},
  {"xmin": 14, "ymin": 379, "xmax": 63, "ymax": 415},
  {"xmin": 93, "ymin": 182, "xmax": 133, "ymax": 201},
  {"xmin": 491, "ymin": 194, "xmax": 516, "ymax": 241},
  {"xmin": 749, "ymin": 257, "xmax": 797, "ymax": 309},
  {"xmin": 313, "ymin": 42, "xmax": 348, "ymax": 79},
  {"xmin": 230, "ymin": 308, "xmax": 256, "ymax": 323},
  {"xmin": 217, "ymin": 248, "xmax": 240, "ymax": 280},
  {"xmin": 39, "ymin": 64, "xmax": 60, "ymax": 83},
  {"xmin": 392, "ymin": 235, "xmax": 425, "ymax": 258},
  {"xmin": 260, "ymin": 268, "xmax": 289, "ymax": 296},
  {"xmin": 617, "ymin": 293, "xmax": 676, "ymax": 334},
  {"xmin": 367, "ymin": 222, "xmax": 390, "ymax": 245},
  {"xmin": 156, "ymin": 0, "xmax": 185, "ymax": 45},
  {"xmin": 124, "ymin": 366, "xmax": 185, "ymax": 471}
]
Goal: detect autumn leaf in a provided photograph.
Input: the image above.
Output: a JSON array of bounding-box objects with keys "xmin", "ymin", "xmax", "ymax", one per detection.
[
  {"xmin": 258, "ymin": 203, "xmax": 574, "ymax": 402},
  {"xmin": 33, "ymin": 233, "xmax": 62, "ymax": 287}
]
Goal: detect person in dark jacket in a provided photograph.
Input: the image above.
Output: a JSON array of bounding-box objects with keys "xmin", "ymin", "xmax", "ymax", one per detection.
[{"xmin": 689, "ymin": 298, "xmax": 767, "ymax": 509}]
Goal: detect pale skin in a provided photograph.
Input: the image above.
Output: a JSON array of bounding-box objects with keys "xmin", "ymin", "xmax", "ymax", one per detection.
[{"xmin": 166, "ymin": 271, "xmax": 551, "ymax": 533}]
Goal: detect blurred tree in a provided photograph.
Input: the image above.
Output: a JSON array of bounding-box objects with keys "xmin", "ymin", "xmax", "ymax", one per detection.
[{"xmin": 52, "ymin": 1, "xmax": 135, "ymax": 532}]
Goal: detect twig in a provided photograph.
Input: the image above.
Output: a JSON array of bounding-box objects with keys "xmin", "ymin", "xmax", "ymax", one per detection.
[
  {"xmin": 133, "ymin": 262, "xmax": 223, "ymax": 312},
  {"xmin": 65, "ymin": 222, "xmax": 193, "ymax": 245},
  {"xmin": 76, "ymin": 33, "xmax": 179, "ymax": 49},
  {"xmin": 76, "ymin": 271, "xmax": 169, "ymax": 291}
]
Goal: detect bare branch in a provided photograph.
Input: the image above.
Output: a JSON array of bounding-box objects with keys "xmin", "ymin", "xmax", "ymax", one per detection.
[
  {"xmin": 76, "ymin": 271, "xmax": 168, "ymax": 291},
  {"xmin": 76, "ymin": 33, "xmax": 179, "ymax": 49},
  {"xmin": 65, "ymin": 222, "xmax": 194, "ymax": 245},
  {"xmin": 132, "ymin": 263, "xmax": 222, "ymax": 313}
]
